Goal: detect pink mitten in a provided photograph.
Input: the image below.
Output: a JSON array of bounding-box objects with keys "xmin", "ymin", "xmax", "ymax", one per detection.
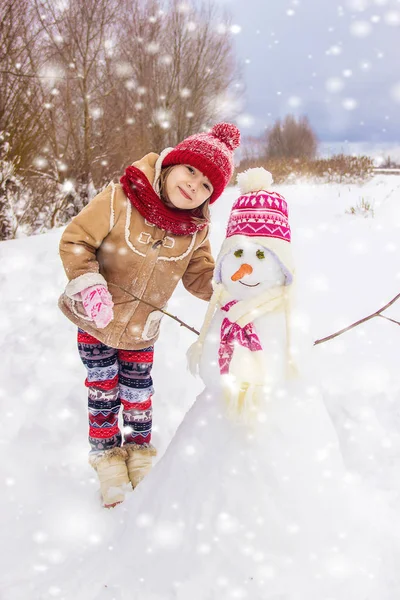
[{"xmin": 81, "ymin": 285, "xmax": 114, "ymax": 328}]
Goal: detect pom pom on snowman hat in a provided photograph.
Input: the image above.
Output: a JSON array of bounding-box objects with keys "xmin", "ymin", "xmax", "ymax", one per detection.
[{"xmin": 236, "ymin": 167, "xmax": 273, "ymax": 195}]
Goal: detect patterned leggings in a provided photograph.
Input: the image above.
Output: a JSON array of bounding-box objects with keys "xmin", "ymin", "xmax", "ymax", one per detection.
[{"xmin": 77, "ymin": 329, "xmax": 154, "ymax": 452}]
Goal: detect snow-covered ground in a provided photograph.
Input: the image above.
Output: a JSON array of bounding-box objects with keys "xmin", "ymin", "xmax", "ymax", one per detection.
[{"xmin": 1, "ymin": 174, "xmax": 399, "ymax": 599}]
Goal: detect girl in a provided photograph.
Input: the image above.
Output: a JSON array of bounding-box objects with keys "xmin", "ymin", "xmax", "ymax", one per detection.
[{"xmin": 58, "ymin": 122, "xmax": 240, "ymax": 507}]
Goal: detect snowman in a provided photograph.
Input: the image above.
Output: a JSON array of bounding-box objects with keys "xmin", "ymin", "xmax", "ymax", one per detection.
[
  {"xmin": 188, "ymin": 167, "xmax": 296, "ymax": 420},
  {"xmin": 78, "ymin": 169, "xmax": 394, "ymax": 600}
]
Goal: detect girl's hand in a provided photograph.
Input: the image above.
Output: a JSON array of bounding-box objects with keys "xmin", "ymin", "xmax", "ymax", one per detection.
[{"xmin": 81, "ymin": 285, "xmax": 114, "ymax": 328}]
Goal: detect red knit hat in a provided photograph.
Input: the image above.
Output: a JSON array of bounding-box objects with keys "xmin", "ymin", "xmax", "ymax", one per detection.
[{"xmin": 161, "ymin": 122, "xmax": 240, "ymax": 203}]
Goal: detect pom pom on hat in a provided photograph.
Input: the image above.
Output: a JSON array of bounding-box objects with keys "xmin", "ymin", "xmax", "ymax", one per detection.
[
  {"xmin": 161, "ymin": 122, "xmax": 241, "ymax": 203},
  {"xmin": 211, "ymin": 122, "xmax": 241, "ymax": 151},
  {"xmin": 236, "ymin": 167, "xmax": 274, "ymax": 195}
]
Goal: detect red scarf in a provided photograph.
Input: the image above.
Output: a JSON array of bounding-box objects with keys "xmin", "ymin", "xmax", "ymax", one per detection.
[
  {"xmin": 120, "ymin": 165, "xmax": 208, "ymax": 236},
  {"xmin": 218, "ymin": 300, "xmax": 263, "ymax": 375}
]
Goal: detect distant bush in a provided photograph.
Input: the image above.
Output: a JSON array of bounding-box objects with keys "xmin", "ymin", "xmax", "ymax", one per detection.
[
  {"xmin": 379, "ymin": 156, "xmax": 400, "ymax": 169},
  {"xmin": 235, "ymin": 154, "xmax": 374, "ymax": 185},
  {"xmin": 265, "ymin": 115, "xmax": 318, "ymax": 160}
]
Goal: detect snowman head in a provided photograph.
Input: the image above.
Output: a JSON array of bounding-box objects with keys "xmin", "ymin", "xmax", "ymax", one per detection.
[
  {"xmin": 216, "ymin": 239, "xmax": 292, "ymax": 300},
  {"xmin": 214, "ymin": 167, "xmax": 294, "ymax": 300}
]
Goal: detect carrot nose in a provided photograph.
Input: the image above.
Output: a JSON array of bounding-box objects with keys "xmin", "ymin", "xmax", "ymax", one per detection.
[{"xmin": 231, "ymin": 263, "xmax": 253, "ymax": 281}]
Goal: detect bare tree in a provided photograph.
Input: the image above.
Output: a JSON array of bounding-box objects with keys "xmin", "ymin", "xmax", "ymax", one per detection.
[
  {"xmin": 0, "ymin": 0, "xmax": 48, "ymax": 239},
  {"xmin": 0, "ymin": 0, "xmax": 46, "ymax": 171},
  {"xmin": 28, "ymin": 0, "xmax": 120, "ymax": 211},
  {"xmin": 112, "ymin": 0, "xmax": 239, "ymax": 164},
  {"xmin": 266, "ymin": 115, "xmax": 318, "ymax": 160}
]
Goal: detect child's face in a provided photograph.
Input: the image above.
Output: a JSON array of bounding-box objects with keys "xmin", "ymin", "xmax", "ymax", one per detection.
[{"xmin": 164, "ymin": 165, "xmax": 213, "ymax": 210}]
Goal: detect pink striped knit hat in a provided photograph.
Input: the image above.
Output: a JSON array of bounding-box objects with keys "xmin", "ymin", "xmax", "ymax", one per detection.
[
  {"xmin": 215, "ymin": 167, "xmax": 294, "ymax": 283},
  {"xmin": 227, "ymin": 167, "xmax": 291, "ymax": 241}
]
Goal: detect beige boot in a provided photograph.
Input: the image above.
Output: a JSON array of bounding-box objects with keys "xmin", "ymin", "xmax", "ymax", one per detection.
[
  {"xmin": 89, "ymin": 447, "xmax": 130, "ymax": 508},
  {"xmin": 125, "ymin": 443, "xmax": 157, "ymax": 489}
]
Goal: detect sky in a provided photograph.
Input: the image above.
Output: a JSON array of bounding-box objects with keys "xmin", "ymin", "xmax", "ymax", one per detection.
[{"xmin": 215, "ymin": 0, "xmax": 400, "ymax": 143}]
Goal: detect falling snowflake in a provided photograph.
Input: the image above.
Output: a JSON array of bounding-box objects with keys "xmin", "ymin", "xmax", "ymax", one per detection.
[
  {"xmin": 236, "ymin": 113, "xmax": 255, "ymax": 127},
  {"xmin": 154, "ymin": 108, "xmax": 171, "ymax": 127},
  {"xmin": 384, "ymin": 10, "xmax": 400, "ymax": 25},
  {"xmin": 342, "ymin": 98, "xmax": 358, "ymax": 110},
  {"xmin": 177, "ymin": 2, "xmax": 190, "ymax": 13},
  {"xmin": 32, "ymin": 531, "xmax": 48, "ymax": 544},
  {"xmin": 350, "ymin": 20, "xmax": 373, "ymax": 36},
  {"xmin": 151, "ymin": 520, "xmax": 184, "ymax": 549},
  {"xmin": 257, "ymin": 565, "xmax": 276, "ymax": 579},
  {"xmin": 287, "ymin": 96, "xmax": 302, "ymax": 107},
  {"xmin": 90, "ymin": 107, "xmax": 103, "ymax": 120},
  {"xmin": 115, "ymin": 62, "xmax": 134, "ymax": 78},
  {"xmin": 346, "ymin": 0, "xmax": 369, "ymax": 10},
  {"xmin": 159, "ymin": 54, "xmax": 173, "ymax": 65},
  {"xmin": 327, "ymin": 45, "xmax": 342, "ymax": 55},
  {"xmin": 146, "ymin": 42, "xmax": 160, "ymax": 54},
  {"xmin": 136, "ymin": 513, "xmax": 154, "ymax": 528},
  {"xmin": 216, "ymin": 512, "xmax": 239, "ymax": 535},
  {"xmin": 48, "ymin": 587, "xmax": 62, "ymax": 597},
  {"xmin": 62, "ymin": 180, "xmax": 74, "ymax": 193},
  {"xmin": 34, "ymin": 157, "xmax": 48, "ymax": 169},
  {"xmin": 197, "ymin": 543, "xmax": 211, "ymax": 554},
  {"xmin": 326, "ymin": 78, "xmax": 345, "ymax": 93},
  {"xmin": 286, "ymin": 523, "xmax": 300, "ymax": 534},
  {"xmin": 39, "ymin": 64, "xmax": 64, "ymax": 87}
]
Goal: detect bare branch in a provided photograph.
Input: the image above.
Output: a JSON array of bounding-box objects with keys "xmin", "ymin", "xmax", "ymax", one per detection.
[
  {"xmin": 378, "ymin": 314, "xmax": 400, "ymax": 326},
  {"xmin": 314, "ymin": 293, "xmax": 400, "ymax": 345},
  {"xmin": 108, "ymin": 282, "xmax": 200, "ymax": 336}
]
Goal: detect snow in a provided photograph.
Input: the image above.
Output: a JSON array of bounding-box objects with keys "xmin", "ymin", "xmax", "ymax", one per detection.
[{"xmin": 1, "ymin": 175, "xmax": 400, "ymax": 599}]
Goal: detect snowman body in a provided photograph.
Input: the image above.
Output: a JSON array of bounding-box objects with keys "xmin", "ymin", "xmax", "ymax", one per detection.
[
  {"xmin": 198, "ymin": 240, "xmax": 291, "ymax": 398},
  {"xmin": 199, "ymin": 305, "xmax": 287, "ymax": 390}
]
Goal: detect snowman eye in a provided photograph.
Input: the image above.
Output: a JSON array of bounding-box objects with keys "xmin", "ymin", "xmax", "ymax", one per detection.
[
  {"xmin": 234, "ymin": 249, "xmax": 243, "ymax": 258},
  {"xmin": 256, "ymin": 250, "xmax": 265, "ymax": 260}
]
